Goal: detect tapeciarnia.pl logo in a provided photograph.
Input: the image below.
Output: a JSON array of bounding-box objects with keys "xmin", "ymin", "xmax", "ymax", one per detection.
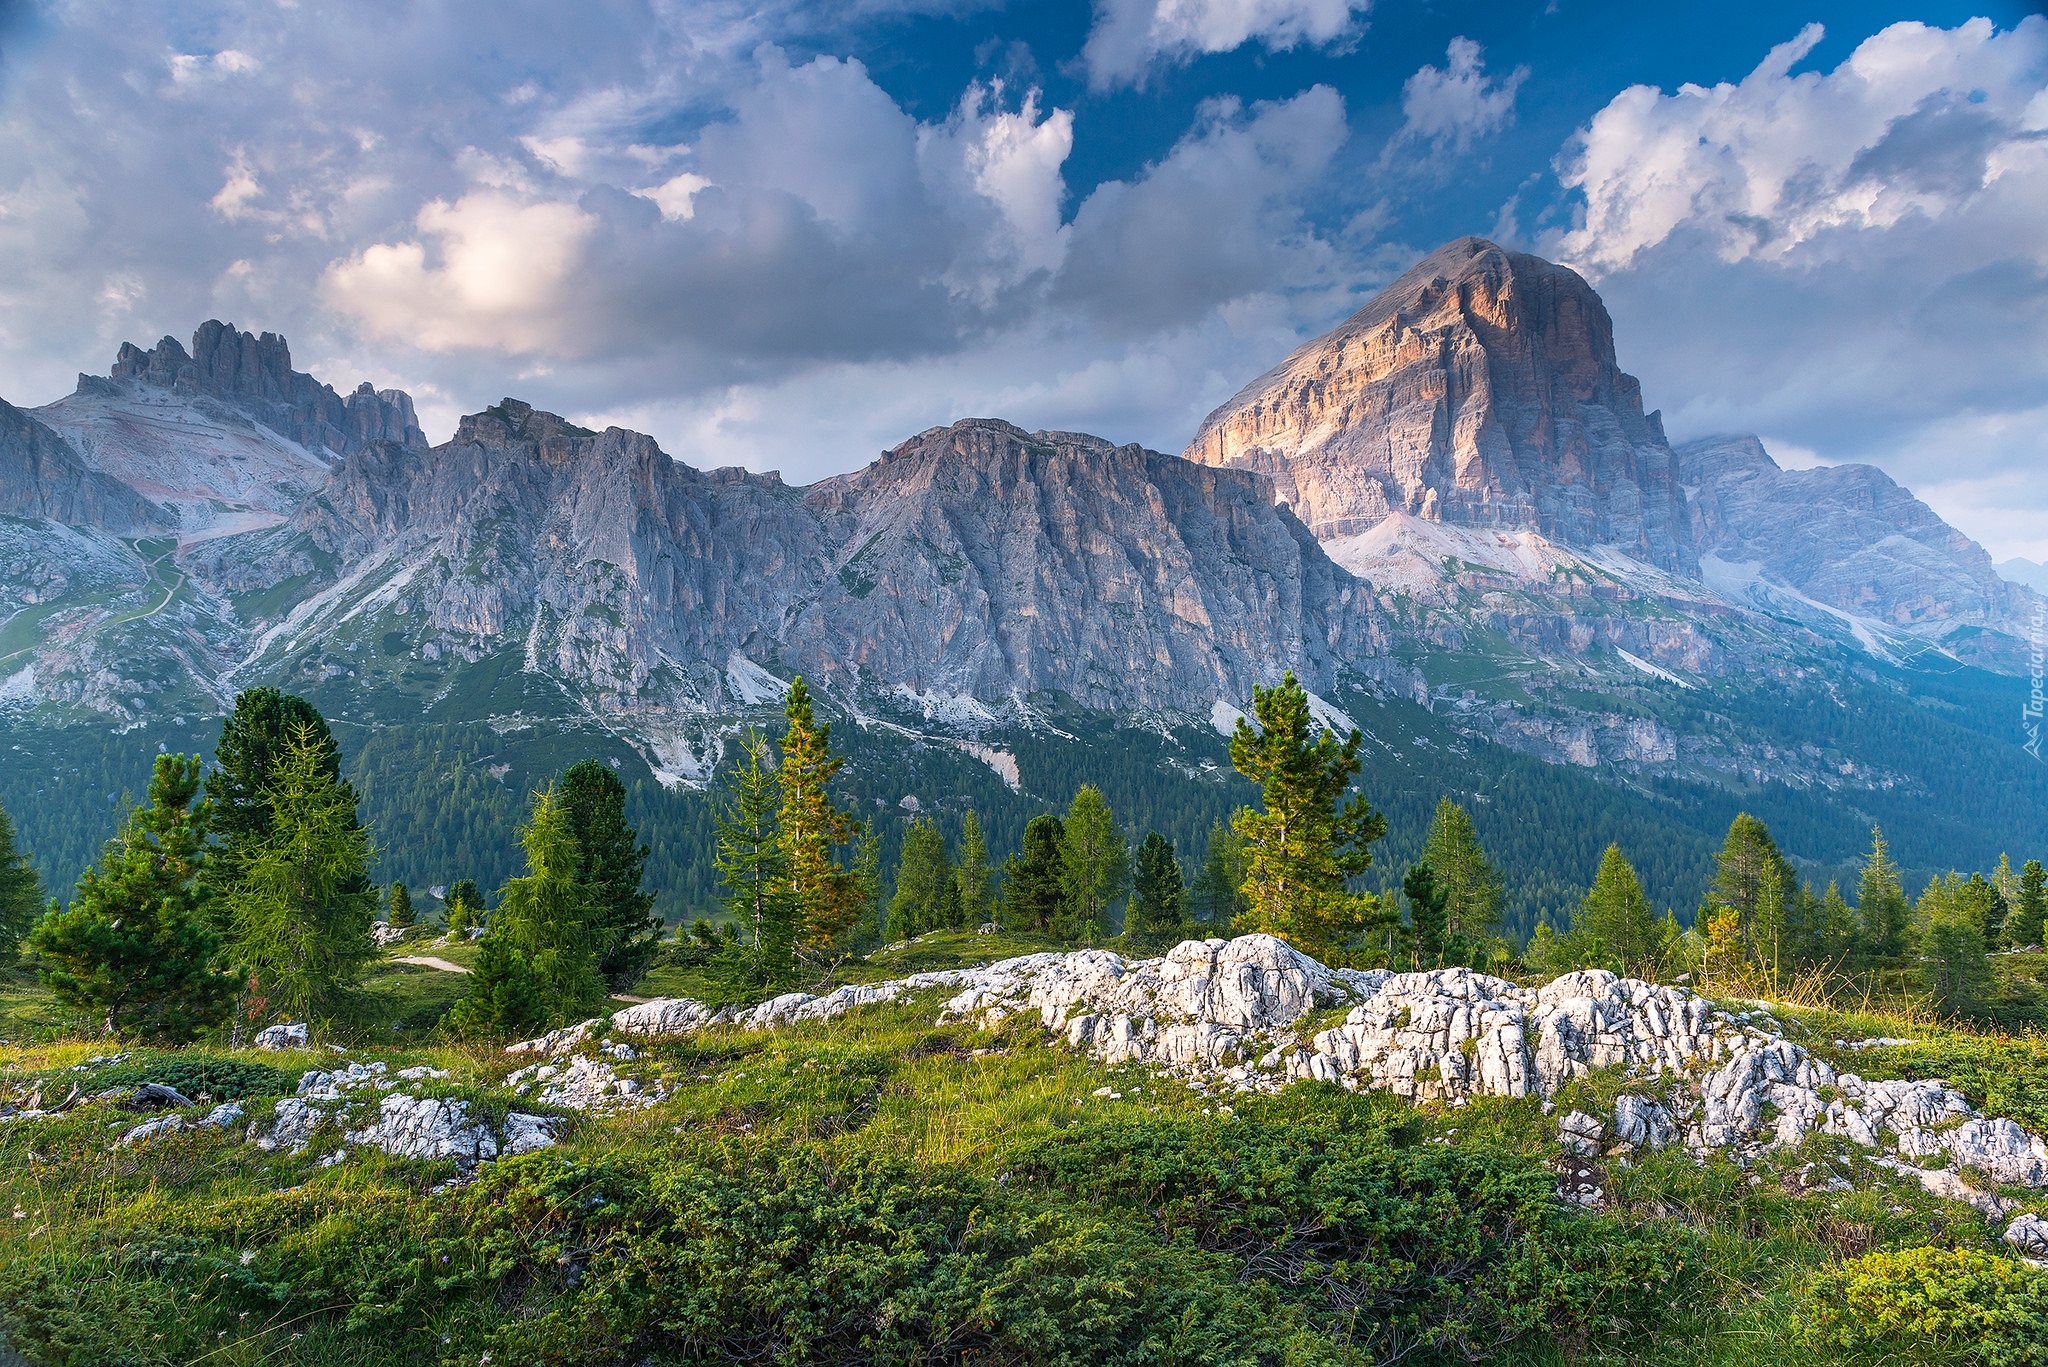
[{"xmin": 2026, "ymin": 600, "xmax": 2045, "ymax": 761}]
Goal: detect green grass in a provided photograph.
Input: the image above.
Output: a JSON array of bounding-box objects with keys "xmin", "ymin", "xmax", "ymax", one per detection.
[{"xmin": 0, "ymin": 959, "xmax": 2040, "ymax": 1366}]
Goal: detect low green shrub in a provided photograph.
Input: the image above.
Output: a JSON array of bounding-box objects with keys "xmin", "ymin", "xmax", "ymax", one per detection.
[
  {"xmin": 79, "ymin": 1051, "xmax": 297, "ymax": 1101},
  {"xmin": 1801, "ymin": 1245, "xmax": 2048, "ymax": 1367}
]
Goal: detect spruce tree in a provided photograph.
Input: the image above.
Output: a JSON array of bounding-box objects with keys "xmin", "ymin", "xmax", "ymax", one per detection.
[
  {"xmin": 207, "ymin": 689, "xmax": 356, "ymax": 904},
  {"xmin": 1129, "ymin": 831, "xmax": 1186, "ymax": 946},
  {"xmin": 493, "ymin": 786, "xmax": 607, "ymax": 1026},
  {"xmin": 27, "ymin": 754, "xmax": 233, "ymax": 1042},
  {"xmin": 1000, "ymin": 815, "xmax": 1066, "ymax": 932},
  {"xmin": 850, "ymin": 825, "xmax": 885, "ymax": 953},
  {"xmin": 1227, "ymin": 672, "xmax": 1392, "ymax": 957},
  {"xmin": 1707, "ymin": 813, "xmax": 1799, "ymax": 980},
  {"xmin": 560, "ymin": 759, "xmax": 661, "ymax": 990},
  {"xmin": 1968, "ymin": 871, "xmax": 2005, "ymax": 946},
  {"xmin": 445, "ymin": 879, "xmax": 482, "ymax": 935},
  {"xmin": 1056, "ymin": 786, "xmax": 1127, "ymax": 942},
  {"xmin": 1857, "ymin": 826, "xmax": 1912, "ymax": 965},
  {"xmin": 387, "ymin": 881, "xmax": 415, "ymax": 930},
  {"xmin": 1188, "ymin": 819, "xmax": 1249, "ymax": 928},
  {"xmin": 0, "ymin": 798, "xmax": 44, "ymax": 960},
  {"xmin": 714, "ymin": 731, "xmax": 793, "ymax": 986},
  {"xmin": 222, "ymin": 724, "xmax": 379, "ymax": 1029},
  {"xmin": 1402, "ymin": 863, "xmax": 1450, "ymax": 968},
  {"xmin": 1576, "ymin": 845, "xmax": 1665, "ymax": 979},
  {"xmin": 777, "ymin": 678, "xmax": 862, "ymax": 963},
  {"xmin": 2013, "ymin": 859, "xmax": 2047, "ymax": 948},
  {"xmin": 1420, "ymin": 799, "xmax": 1503, "ymax": 946},
  {"xmin": 888, "ymin": 818, "xmax": 955, "ymax": 939},
  {"xmin": 1991, "ymin": 854, "xmax": 2020, "ymax": 947},
  {"xmin": 956, "ymin": 810, "xmax": 992, "ymax": 929}
]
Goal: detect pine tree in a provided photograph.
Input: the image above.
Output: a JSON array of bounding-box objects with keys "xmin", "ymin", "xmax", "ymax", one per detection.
[
  {"xmin": 1056, "ymin": 786, "xmax": 1127, "ymax": 942},
  {"xmin": 0, "ymin": 798, "xmax": 44, "ymax": 960},
  {"xmin": 777, "ymin": 678, "xmax": 862, "ymax": 965},
  {"xmin": 560, "ymin": 759, "xmax": 661, "ymax": 990},
  {"xmin": 1918, "ymin": 874, "xmax": 1993, "ymax": 1018},
  {"xmin": 222, "ymin": 724, "xmax": 379, "ymax": 1029},
  {"xmin": 1188, "ymin": 819, "xmax": 1249, "ymax": 928},
  {"xmin": 1129, "ymin": 831, "xmax": 1186, "ymax": 946},
  {"xmin": 27, "ymin": 754, "xmax": 233, "ymax": 1042},
  {"xmin": 714, "ymin": 731, "xmax": 793, "ymax": 986},
  {"xmin": 1420, "ymin": 798, "xmax": 1503, "ymax": 946},
  {"xmin": 442, "ymin": 932, "xmax": 545, "ymax": 1040},
  {"xmin": 2013, "ymin": 859, "xmax": 2047, "ymax": 948},
  {"xmin": 1000, "ymin": 815, "xmax": 1065, "ymax": 932},
  {"xmin": 956, "ymin": 810, "xmax": 992, "ymax": 929},
  {"xmin": 1576, "ymin": 845, "xmax": 1666, "ymax": 979},
  {"xmin": 387, "ymin": 881, "xmax": 415, "ymax": 929},
  {"xmin": 1227, "ymin": 672, "xmax": 1392, "ymax": 957},
  {"xmin": 888, "ymin": 818, "xmax": 955, "ymax": 939},
  {"xmin": 1857, "ymin": 826, "xmax": 1912, "ymax": 965},
  {"xmin": 492, "ymin": 786, "xmax": 607, "ymax": 1027},
  {"xmin": 1402, "ymin": 863, "xmax": 1450, "ymax": 968}
]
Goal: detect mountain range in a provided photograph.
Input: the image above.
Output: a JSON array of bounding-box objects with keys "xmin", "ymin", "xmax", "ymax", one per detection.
[{"xmin": 3, "ymin": 238, "xmax": 2042, "ymax": 930}]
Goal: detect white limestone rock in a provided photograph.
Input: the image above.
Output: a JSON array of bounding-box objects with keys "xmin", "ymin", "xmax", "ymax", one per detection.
[
  {"xmin": 251, "ymin": 1098, "xmax": 326, "ymax": 1155},
  {"xmin": 505, "ymin": 1054, "xmax": 659, "ymax": 1114},
  {"xmin": 253, "ymin": 1022, "xmax": 309, "ymax": 1050},
  {"xmin": 346, "ymin": 1095, "xmax": 498, "ymax": 1165},
  {"xmin": 501, "ymin": 1112, "xmax": 564, "ymax": 1156},
  {"xmin": 2003, "ymin": 1213, "xmax": 2048, "ymax": 1259}
]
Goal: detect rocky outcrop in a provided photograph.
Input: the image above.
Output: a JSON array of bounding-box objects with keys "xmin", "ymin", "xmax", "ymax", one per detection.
[
  {"xmin": 1185, "ymin": 238, "xmax": 1694, "ymax": 572},
  {"xmin": 0, "ymin": 399, "xmax": 163, "ymax": 534},
  {"xmin": 569, "ymin": 935, "xmax": 2048, "ymax": 1214},
  {"xmin": 1677, "ymin": 434, "xmax": 2041, "ymax": 665}
]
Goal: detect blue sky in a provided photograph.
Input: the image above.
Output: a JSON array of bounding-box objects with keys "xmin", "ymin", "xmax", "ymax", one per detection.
[{"xmin": 1, "ymin": 0, "xmax": 2044, "ymax": 558}]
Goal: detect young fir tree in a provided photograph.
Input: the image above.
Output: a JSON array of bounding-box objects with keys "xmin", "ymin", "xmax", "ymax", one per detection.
[
  {"xmin": 955, "ymin": 810, "xmax": 992, "ymax": 929},
  {"xmin": 387, "ymin": 881, "xmax": 415, "ymax": 929},
  {"xmin": 1419, "ymin": 799, "xmax": 1503, "ymax": 948},
  {"xmin": 1576, "ymin": 845, "xmax": 1666, "ymax": 979},
  {"xmin": 2013, "ymin": 859, "xmax": 2047, "ymax": 948},
  {"xmin": 559, "ymin": 759, "xmax": 662, "ymax": 991},
  {"xmin": 28, "ymin": 754, "xmax": 234, "ymax": 1042},
  {"xmin": 490, "ymin": 786, "xmax": 607, "ymax": 1026},
  {"xmin": 1401, "ymin": 863, "xmax": 1450, "ymax": 969},
  {"xmin": 444, "ymin": 879, "xmax": 482, "ymax": 935},
  {"xmin": 1857, "ymin": 827, "xmax": 1913, "ymax": 965},
  {"xmin": 777, "ymin": 678, "xmax": 862, "ymax": 964},
  {"xmin": 1056, "ymin": 786, "xmax": 1127, "ymax": 942},
  {"xmin": 1808, "ymin": 882, "xmax": 1860, "ymax": 967},
  {"xmin": 0, "ymin": 797, "xmax": 44, "ymax": 959},
  {"xmin": 1917, "ymin": 873, "xmax": 1994, "ymax": 1018},
  {"xmin": 1001, "ymin": 814, "xmax": 1066, "ymax": 932},
  {"xmin": 713, "ymin": 731, "xmax": 794, "ymax": 986},
  {"xmin": 1128, "ymin": 831, "xmax": 1186, "ymax": 946},
  {"xmin": 1991, "ymin": 854, "xmax": 2020, "ymax": 947},
  {"xmin": 222, "ymin": 724, "xmax": 379, "ymax": 1029},
  {"xmin": 850, "ymin": 825, "xmax": 886, "ymax": 954},
  {"xmin": 888, "ymin": 818, "xmax": 955, "ymax": 940},
  {"xmin": 1968, "ymin": 871, "xmax": 2005, "ymax": 946},
  {"xmin": 1227, "ymin": 672, "xmax": 1392, "ymax": 957},
  {"xmin": 1188, "ymin": 818, "xmax": 1249, "ymax": 928}
]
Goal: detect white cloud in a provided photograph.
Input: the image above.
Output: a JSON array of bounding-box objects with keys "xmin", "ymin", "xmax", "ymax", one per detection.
[
  {"xmin": 1389, "ymin": 37, "xmax": 1528, "ymax": 155},
  {"xmin": 1547, "ymin": 16, "xmax": 2048, "ymax": 559},
  {"xmin": 637, "ymin": 172, "xmax": 714, "ymax": 221},
  {"xmin": 1555, "ymin": 18, "xmax": 2048, "ymax": 274},
  {"xmin": 1082, "ymin": 0, "xmax": 1368, "ymax": 91}
]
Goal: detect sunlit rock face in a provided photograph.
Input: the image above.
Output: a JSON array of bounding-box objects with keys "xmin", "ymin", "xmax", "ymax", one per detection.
[{"xmin": 1184, "ymin": 236, "xmax": 1695, "ymax": 574}]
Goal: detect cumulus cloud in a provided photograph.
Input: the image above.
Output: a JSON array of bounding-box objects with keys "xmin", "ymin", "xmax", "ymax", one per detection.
[
  {"xmin": 1546, "ymin": 16, "xmax": 2048, "ymax": 559},
  {"xmin": 1081, "ymin": 0, "xmax": 1368, "ymax": 91},
  {"xmin": 1388, "ymin": 37, "xmax": 1528, "ymax": 156}
]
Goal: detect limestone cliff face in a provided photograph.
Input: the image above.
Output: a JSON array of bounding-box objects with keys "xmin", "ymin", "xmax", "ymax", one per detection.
[
  {"xmin": 233, "ymin": 406, "xmax": 1382, "ymax": 716},
  {"xmin": 1184, "ymin": 237, "xmax": 1693, "ymax": 573},
  {"xmin": 0, "ymin": 398, "xmax": 163, "ymax": 535},
  {"xmin": 788, "ymin": 419, "xmax": 1385, "ymax": 709},
  {"xmin": 1677, "ymin": 434, "xmax": 2037, "ymax": 645}
]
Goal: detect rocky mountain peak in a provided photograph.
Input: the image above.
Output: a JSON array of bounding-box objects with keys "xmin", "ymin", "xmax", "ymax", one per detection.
[
  {"xmin": 1185, "ymin": 236, "xmax": 1693, "ymax": 573},
  {"xmin": 0, "ymin": 398, "xmax": 164, "ymax": 535}
]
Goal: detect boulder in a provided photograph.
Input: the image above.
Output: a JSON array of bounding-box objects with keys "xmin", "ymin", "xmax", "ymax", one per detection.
[{"xmin": 253, "ymin": 1022, "xmax": 309, "ymax": 1050}]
